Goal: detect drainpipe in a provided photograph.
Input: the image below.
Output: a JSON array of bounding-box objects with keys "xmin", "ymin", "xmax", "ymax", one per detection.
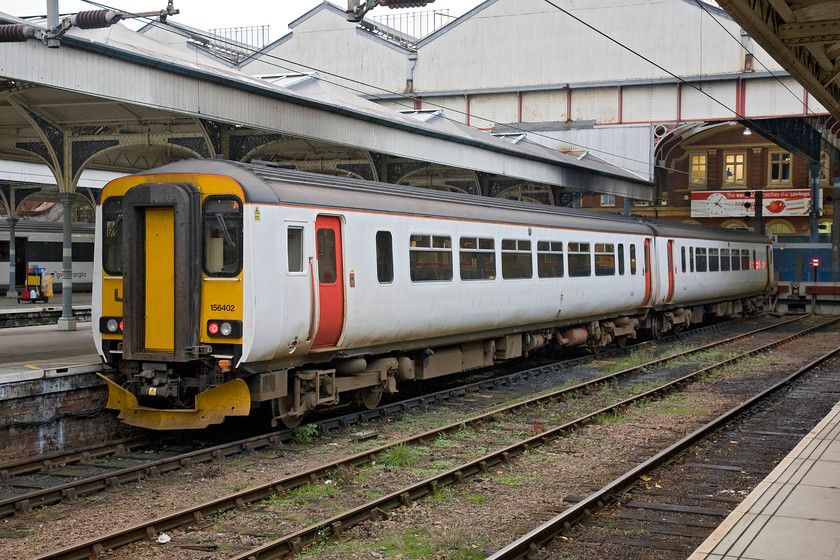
[
  {"xmin": 810, "ymin": 163, "xmax": 821, "ymax": 243},
  {"xmin": 47, "ymin": 0, "xmax": 59, "ymax": 47},
  {"xmin": 405, "ymin": 52, "xmax": 417, "ymax": 93}
]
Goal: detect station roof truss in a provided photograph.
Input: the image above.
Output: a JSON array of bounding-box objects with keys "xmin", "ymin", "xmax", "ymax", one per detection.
[
  {"xmin": 718, "ymin": 0, "xmax": 840, "ymax": 121},
  {"xmin": 0, "ymin": 11, "xmax": 651, "ymax": 202}
]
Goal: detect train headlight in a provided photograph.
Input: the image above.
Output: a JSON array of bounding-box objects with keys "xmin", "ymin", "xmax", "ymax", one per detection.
[
  {"xmin": 99, "ymin": 316, "xmax": 124, "ymax": 334},
  {"xmin": 207, "ymin": 319, "xmax": 241, "ymax": 338}
]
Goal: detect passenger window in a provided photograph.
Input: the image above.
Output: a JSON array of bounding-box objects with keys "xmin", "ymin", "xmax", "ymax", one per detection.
[
  {"xmin": 709, "ymin": 248, "xmax": 719, "ymax": 272},
  {"xmin": 689, "ymin": 247, "xmax": 694, "ymax": 272},
  {"xmin": 502, "ymin": 239, "xmax": 532, "ymax": 279},
  {"xmin": 696, "ymin": 247, "xmax": 707, "ymax": 272},
  {"xmin": 537, "ymin": 241, "xmax": 564, "ymax": 278},
  {"xmin": 203, "ymin": 197, "xmax": 242, "ymax": 276},
  {"xmin": 410, "ymin": 234, "xmax": 452, "ymax": 282},
  {"xmin": 568, "ymin": 242, "xmax": 591, "ymax": 277},
  {"xmin": 680, "ymin": 247, "xmax": 686, "ymax": 273},
  {"xmin": 317, "ymin": 228, "xmax": 337, "ymax": 284},
  {"xmin": 720, "ymin": 249, "xmax": 730, "ymax": 271},
  {"xmin": 287, "ymin": 226, "xmax": 303, "ymax": 272},
  {"xmin": 460, "ymin": 237, "xmax": 495, "ymax": 280},
  {"xmin": 618, "ymin": 243, "xmax": 625, "ymax": 275},
  {"xmin": 630, "ymin": 244, "xmax": 637, "ymax": 275},
  {"xmin": 594, "ymin": 243, "xmax": 615, "ymax": 276},
  {"xmin": 376, "ymin": 231, "xmax": 393, "ymax": 284},
  {"xmin": 102, "ymin": 197, "xmax": 123, "ymax": 275},
  {"xmin": 742, "ymin": 249, "xmax": 750, "ymax": 270}
]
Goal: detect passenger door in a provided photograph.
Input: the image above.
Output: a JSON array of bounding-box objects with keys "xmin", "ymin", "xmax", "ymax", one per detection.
[{"xmin": 312, "ymin": 215, "xmax": 344, "ymax": 348}]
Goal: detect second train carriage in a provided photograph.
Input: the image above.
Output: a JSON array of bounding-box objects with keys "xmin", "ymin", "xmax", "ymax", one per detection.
[{"xmin": 93, "ymin": 159, "xmax": 772, "ymax": 430}]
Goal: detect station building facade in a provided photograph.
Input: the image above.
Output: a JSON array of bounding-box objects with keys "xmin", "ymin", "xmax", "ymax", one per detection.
[{"xmin": 229, "ymin": 0, "xmax": 838, "ymax": 237}]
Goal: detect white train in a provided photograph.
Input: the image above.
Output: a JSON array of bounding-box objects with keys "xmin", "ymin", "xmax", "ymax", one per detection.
[
  {"xmin": 93, "ymin": 159, "xmax": 773, "ymax": 430},
  {"xmin": 0, "ymin": 221, "xmax": 94, "ymax": 295}
]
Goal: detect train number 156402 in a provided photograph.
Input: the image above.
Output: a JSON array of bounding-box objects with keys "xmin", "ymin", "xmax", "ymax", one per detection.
[{"xmin": 210, "ymin": 304, "xmax": 236, "ymax": 312}]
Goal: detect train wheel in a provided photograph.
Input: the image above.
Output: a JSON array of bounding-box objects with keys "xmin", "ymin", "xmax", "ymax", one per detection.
[
  {"xmin": 272, "ymin": 396, "xmax": 302, "ymax": 429},
  {"xmin": 354, "ymin": 386, "xmax": 383, "ymax": 410},
  {"xmin": 650, "ymin": 315, "xmax": 665, "ymax": 340}
]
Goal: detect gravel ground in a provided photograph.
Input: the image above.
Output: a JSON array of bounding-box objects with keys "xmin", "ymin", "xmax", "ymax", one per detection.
[{"xmin": 3, "ymin": 319, "xmax": 835, "ymax": 560}]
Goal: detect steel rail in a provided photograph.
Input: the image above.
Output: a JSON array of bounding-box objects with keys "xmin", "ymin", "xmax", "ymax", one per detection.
[
  {"xmin": 486, "ymin": 344, "xmax": 840, "ymax": 559},
  {"xmin": 0, "ymin": 436, "xmax": 151, "ymax": 479},
  {"xmin": 31, "ymin": 315, "xmax": 828, "ymax": 560},
  {"xmin": 3, "ymin": 314, "xmax": 767, "ymax": 518}
]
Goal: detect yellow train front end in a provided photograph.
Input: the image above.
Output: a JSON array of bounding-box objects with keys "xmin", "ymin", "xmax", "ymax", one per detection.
[{"xmin": 94, "ymin": 169, "xmax": 251, "ymax": 429}]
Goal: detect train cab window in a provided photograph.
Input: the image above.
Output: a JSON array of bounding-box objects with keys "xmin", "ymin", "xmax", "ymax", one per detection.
[
  {"xmin": 501, "ymin": 239, "xmax": 532, "ymax": 279},
  {"xmin": 742, "ymin": 250, "xmax": 750, "ymax": 270},
  {"xmin": 709, "ymin": 248, "xmax": 720, "ymax": 272},
  {"xmin": 287, "ymin": 226, "xmax": 303, "ymax": 273},
  {"xmin": 376, "ymin": 231, "xmax": 394, "ymax": 284},
  {"xmin": 410, "ymin": 234, "xmax": 452, "ymax": 282},
  {"xmin": 203, "ymin": 197, "xmax": 242, "ymax": 276},
  {"xmin": 720, "ymin": 249, "xmax": 730, "ymax": 271},
  {"xmin": 568, "ymin": 242, "xmax": 592, "ymax": 277},
  {"xmin": 537, "ymin": 241, "xmax": 564, "ymax": 278},
  {"xmin": 317, "ymin": 229, "xmax": 338, "ymax": 284},
  {"xmin": 696, "ymin": 247, "xmax": 707, "ymax": 272},
  {"xmin": 460, "ymin": 237, "xmax": 496, "ymax": 280},
  {"xmin": 680, "ymin": 247, "xmax": 686, "ymax": 273},
  {"xmin": 630, "ymin": 244, "xmax": 637, "ymax": 275},
  {"xmin": 102, "ymin": 197, "xmax": 123, "ymax": 275},
  {"xmin": 594, "ymin": 243, "xmax": 615, "ymax": 276},
  {"xmin": 689, "ymin": 247, "xmax": 695, "ymax": 272},
  {"xmin": 618, "ymin": 243, "xmax": 625, "ymax": 275}
]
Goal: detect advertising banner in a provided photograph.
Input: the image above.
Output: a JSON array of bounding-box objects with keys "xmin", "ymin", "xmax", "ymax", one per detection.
[{"xmin": 690, "ymin": 189, "xmax": 814, "ymax": 218}]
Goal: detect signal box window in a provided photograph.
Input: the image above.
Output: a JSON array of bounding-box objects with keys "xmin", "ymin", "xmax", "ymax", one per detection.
[
  {"xmin": 696, "ymin": 247, "xmax": 707, "ymax": 272},
  {"xmin": 203, "ymin": 197, "xmax": 242, "ymax": 277},
  {"xmin": 410, "ymin": 234, "xmax": 452, "ymax": 282},
  {"xmin": 460, "ymin": 237, "xmax": 495, "ymax": 280},
  {"xmin": 724, "ymin": 153, "xmax": 746, "ymax": 186},
  {"xmin": 690, "ymin": 153, "xmax": 707, "ymax": 186},
  {"xmin": 376, "ymin": 231, "xmax": 394, "ymax": 284},
  {"xmin": 769, "ymin": 151, "xmax": 792, "ymax": 185},
  {"xmin": 317, "ymin": 229, "xmax": 337, "ymax": 284},
  {"xmin": 709, "ymin": 248, "xmax": 720, "ymax": 272},
  {"xmin": 537, "ymin": 241, "xmax": 564, "ymax": 278},
  {"xmin": 287, "ymin": 226, "xmax": 303, "ymax": 273},
  {"xmin": 501, "ymin": 239, "xmax": 532, "ymax": 279},
  {"xmin": 102, "ymin": 197, "xmax": 123, "ymax": 275},
  {"xmin": 568, "ymin": 242, "xmax": 591, "ymax": 277},
  {"xmin": 594, "ymin": 243, "xmax": 615, "ymax": 276}
]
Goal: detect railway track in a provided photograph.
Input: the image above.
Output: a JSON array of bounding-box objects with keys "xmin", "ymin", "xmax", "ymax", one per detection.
[
  {"xmin": 0, "ymin": 314, "xmax": 772, "ymax": 518},
  {"xmin": 23, "ymin": 315, "xmax": 833, "ymax": 560},
  {"xmin": 487, "ymin": 340, "xmax": 840, "ymax": 558}
]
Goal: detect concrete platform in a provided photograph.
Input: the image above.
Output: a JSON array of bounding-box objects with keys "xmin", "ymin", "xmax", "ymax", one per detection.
[{"xmin": 689, "ymin": 399, "xmax": 840, "ymax": 560}]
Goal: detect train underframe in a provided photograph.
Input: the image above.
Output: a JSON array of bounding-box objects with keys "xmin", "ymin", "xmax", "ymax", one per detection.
[
  {"xmin": 101, "ymin": 294, "xmax": 766, "ymax": 430},
  {"xmin": 252, "ymin": 293, "xmax": 768, "ymax": 428}
]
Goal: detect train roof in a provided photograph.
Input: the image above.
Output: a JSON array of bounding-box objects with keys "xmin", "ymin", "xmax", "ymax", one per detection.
[{"xmin": 113, "ymin": 159, "xmax": 771, "ymax": 245}]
